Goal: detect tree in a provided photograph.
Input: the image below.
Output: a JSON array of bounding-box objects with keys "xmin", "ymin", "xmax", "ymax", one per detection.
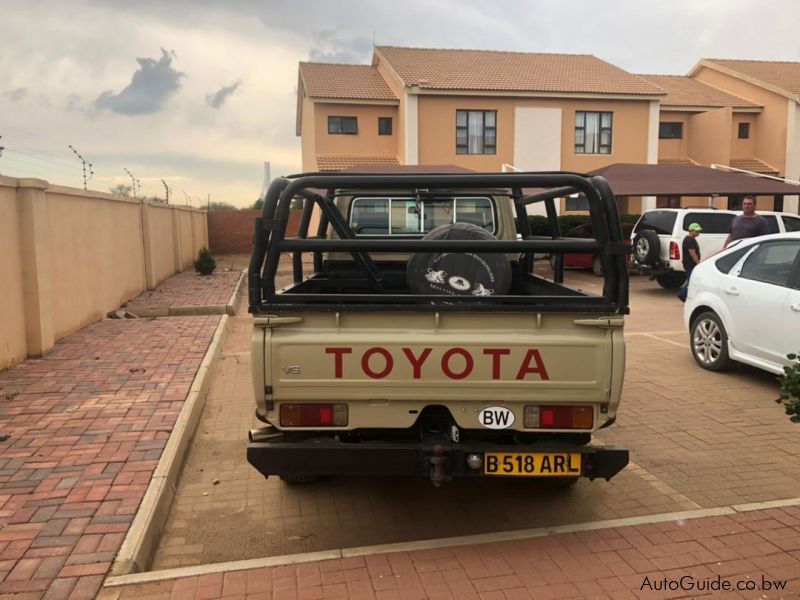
[
  {"xmin": 251, "ymin": 198, "xmax": 264, "ymax": 210},
  {"xmin": 110, "ymin": 184, "xmax": 132, "ymax": 197},
  {"xmin": 206, "ymin": 201, "xmax": 237, "ymax": 211}
]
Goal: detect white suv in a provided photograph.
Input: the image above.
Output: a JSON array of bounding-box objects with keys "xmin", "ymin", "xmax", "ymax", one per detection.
[{"xmin": 631, "ymin": 208, "xmax": 800, "ymax": 288}]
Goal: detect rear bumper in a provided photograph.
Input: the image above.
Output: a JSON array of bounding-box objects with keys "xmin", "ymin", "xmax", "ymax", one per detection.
[{"xmin": 247, "ymin": 428, "xmax": 629, "ymax": 483}]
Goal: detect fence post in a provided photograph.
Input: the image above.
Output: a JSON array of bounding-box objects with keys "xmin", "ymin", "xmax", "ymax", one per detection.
[
  {"xmin": 171, "ymin": 206, "xmax": 182, "ymax": 273},
  {"xmin": 141, "ymin": 201, "xmax": 157, "ymax": 289},
  {"xmin": 17, "ymin": 178, "xmax": 55, "ymax": 357}
]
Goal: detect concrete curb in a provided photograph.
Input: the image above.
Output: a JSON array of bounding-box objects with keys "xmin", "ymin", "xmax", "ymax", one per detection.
[
  {"xmin": 127, "ymin": 270, "xmax": 244, "ymax": 318},
  {"xmin": 104, "ymin": 500, "xmax": 796, "ymax": 588},
  {"xmin": 109, "ymin": 314, "xmax": 230, "ymax": 576},
  {"xmin": 225, "ymin": 268, "xmax": 246, "ymax": 315}
]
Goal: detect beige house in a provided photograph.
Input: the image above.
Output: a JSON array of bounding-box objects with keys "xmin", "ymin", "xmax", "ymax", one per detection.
[
  {"xmin": 641, "ymin": 60, "xmax": 800, "ymax": 213},
  {"xmin": 686, "ymin": 59, "xmax": 800, "ymax": 213},
  {"xmin": 297, "ymin": 48, "xmax": 800, "ymax": 214},
  {"xmin": 298, "ymin": 47, "xmax": 665, "ymax": 213}
]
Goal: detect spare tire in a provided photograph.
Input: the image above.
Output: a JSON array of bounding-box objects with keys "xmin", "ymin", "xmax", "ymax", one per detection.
[
  {"xmin": 632, "ymin": 230, "xmax": 660, "ymax": 266},
  {"xmin": 407, "ymin": 223, "xmax": 512, "ymax": 296}
]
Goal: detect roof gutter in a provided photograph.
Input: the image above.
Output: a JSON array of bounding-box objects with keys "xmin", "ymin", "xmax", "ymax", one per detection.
[{"xmin": 710, "ymin": 163, "xmax": 799, "ymax": 185}]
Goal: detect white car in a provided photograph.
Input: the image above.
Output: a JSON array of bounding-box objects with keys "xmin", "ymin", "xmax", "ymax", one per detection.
[
  {"xmin": 684, "ymin": 232, "xmax": 800, "ymax": 373},
  {"xmin": 631, "ymin": 209, "xmax": 800, "ymax": 289}
]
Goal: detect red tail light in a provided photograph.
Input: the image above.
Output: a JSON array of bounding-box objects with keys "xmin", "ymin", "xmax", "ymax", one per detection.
[
  {"xmin": 669, "ymin": 241, "xmax": 680, "ymax": 260},
  {"xmin": 280, "ymin": 404, "xmax": 348, "ymax": 427},
  {"xmin": 524, "ymin": 405, "xmax": 593, "ymax": 429}
]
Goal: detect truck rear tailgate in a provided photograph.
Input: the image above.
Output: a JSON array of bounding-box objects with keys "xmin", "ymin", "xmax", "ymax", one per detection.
[{"xmin": 257, "ymin": 311, "xmax": 623, "ymax": 431}]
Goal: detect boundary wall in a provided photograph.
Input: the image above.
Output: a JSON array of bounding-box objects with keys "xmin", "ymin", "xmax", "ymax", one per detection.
[{"xmin": 0, "ymin": 175, "xmax": 208, "ymax": 369}]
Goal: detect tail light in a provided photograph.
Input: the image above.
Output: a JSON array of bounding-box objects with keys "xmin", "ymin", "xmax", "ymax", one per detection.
[
  {"xmin": 280, "ymin": 404, "xmax": 348, "ymax": 427},
  {"xmin": 669, "ymin": 241, "xmax": 680, "ymax": 260},
  {"xmin": 524, "ymin": 405, "xmax": 593, "ymax": 429}
]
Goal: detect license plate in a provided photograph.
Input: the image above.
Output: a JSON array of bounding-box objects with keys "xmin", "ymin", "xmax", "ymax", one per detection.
[{"xmin": 484, "ymin": 452, "xmax": 582, "ymax": 477}]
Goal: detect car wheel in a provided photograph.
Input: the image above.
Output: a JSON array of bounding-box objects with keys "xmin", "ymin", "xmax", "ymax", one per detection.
[
  {"xmin": 691, "ymin": 311, "xmax": 732, "ymax": 371},
  {"xmin": 279, "ymin": 474, "xmax": 320, "ymax": 484},
  {"xmin": 632, "ymin": 230, "xmax": 660, "ymax": 265},
  {"xmin": 656, "ymin": 272, "xmax": 686, "ymax": 289},
  {"xmin": 591, "ymin": 256, "xmax": 604, "ymax": 277}
]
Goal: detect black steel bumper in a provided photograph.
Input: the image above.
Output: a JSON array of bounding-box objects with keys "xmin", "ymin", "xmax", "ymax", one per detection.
[{"xmin": 247, "ymin": 428, "xmax": 629, "ymax": 483}]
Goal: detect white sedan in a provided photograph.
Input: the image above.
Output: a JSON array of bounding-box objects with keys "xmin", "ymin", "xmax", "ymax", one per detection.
[{"xmin": 684, "ymin": 232, "xmax": 800, "ymax": 373}]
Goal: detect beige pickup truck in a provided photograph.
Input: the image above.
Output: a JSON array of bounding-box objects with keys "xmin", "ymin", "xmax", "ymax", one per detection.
[{"xmin": 247, "ymin": 171, "xmax": 629, "ymax": 486}]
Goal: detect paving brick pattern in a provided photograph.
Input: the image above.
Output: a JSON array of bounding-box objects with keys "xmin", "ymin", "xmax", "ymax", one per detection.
[
  {"xmin": 151, "ymin": 271, "xmax": 800, "ymax": 569},
  {"xmin": 126, "ymin": 271, "xmax": 242, "ymax": 312},
  {"xmin": 0, "ymin": 316, "xmax": 221, "ymax": 599},
  {"xmin": 108, "ymin": 505, "xmax": 800, "ymax": 599}
]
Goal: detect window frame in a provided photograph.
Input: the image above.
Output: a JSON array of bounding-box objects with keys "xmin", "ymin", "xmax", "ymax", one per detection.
[
  {"xmin": 658, "ymin": 122, "xmax": 683, "ymax": 139},
  {"xmin": 575, "ymin": 111, "xmax": 613, "ymax": 154},
  {"xmin": 455, "ymin": 110, "xmax": 497, "ymax": 155},
  {"xmin": 328, "ymin": 116, "xmax": 358, "ymax": 135},
  {"xmin": 378, "ymin": 117, "xmax": 393, "ymax": 136},
  {"xmin": 738, "ymin": 122, "xmax": 750, "ymax": 139},
  {"xmin": 349, "ymin": 196, "xmax": 497, "ymax": 236}
]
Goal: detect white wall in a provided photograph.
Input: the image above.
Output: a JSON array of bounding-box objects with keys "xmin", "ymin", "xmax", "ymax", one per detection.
[
  {"xmin": 784, "ymin": 100, "xmax": 800, "ymax": 214},
  {"xmin": 514, "ymin": 107, "xmax": 562, "ymax": 215}
]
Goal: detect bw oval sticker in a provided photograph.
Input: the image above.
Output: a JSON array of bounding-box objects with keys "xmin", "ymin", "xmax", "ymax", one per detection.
[{"xmin": 478, "ymin": 406, "xmax": 515, "ymax": 429}]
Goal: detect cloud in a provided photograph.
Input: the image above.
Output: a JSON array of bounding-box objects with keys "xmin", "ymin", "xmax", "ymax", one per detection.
[
  {"xmin": 205, "ymin": 80, "xmax": 242, "ymax": 108},
  {"xmin": 3, "ymin": 87, "xmax": 28, "ymax": 101},
  {"xmin": 308, "ymin": 29, "xmax": 372, "ymax": 64},
  {"xmin": 94, "ymin": 48, "xmax": 185, "ymax": 115}
]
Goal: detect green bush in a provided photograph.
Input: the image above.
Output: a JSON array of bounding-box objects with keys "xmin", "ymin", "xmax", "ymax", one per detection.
[
  {"xmin": 776, "ymin": 352, "xmax": 800, "ymax": 423},
  {"xmin": 193, "ymin": 247, "xmax": 216, "ymax": 276},
  {"xmin": 519, "ymin": 214, "xmax": 641, "ymax": 236}
]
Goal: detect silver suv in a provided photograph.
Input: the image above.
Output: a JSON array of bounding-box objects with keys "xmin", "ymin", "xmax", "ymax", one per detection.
[{"xmin": 631, "ymin": 208, "xmax": 800, "ymax": 289}]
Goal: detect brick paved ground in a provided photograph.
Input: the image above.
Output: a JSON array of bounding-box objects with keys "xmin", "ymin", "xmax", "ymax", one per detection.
[
  {"xmin": 0, "ymin": 316, "xmax": 221, "ymax": 599},
  {"xmin": 125, "ymin": 270, "xmax": 242, "ymax": 314},
  {"xmin": 106, "ymin": 505, "xmax": 800, "ymax": 599},
  {"xmin": 150, "ymin": 270, "xmax": 800, "ymax": 569}
]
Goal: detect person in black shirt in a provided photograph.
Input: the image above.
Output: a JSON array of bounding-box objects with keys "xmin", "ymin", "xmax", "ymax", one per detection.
[
  {"xmin": 682, "ymin": 222, "xmax": 702, "ymax": 275},
  {"xmin": 678, "ymin": 222, "xmax": 702, "ymax": 302}
]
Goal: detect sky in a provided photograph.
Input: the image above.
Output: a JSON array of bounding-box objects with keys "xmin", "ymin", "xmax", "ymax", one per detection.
[{"xmin": 1, "ymin": 0, "xmax": 800, "ymax": 207}]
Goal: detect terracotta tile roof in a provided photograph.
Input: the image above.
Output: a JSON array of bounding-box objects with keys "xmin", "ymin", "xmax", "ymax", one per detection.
[
  {"xmin": 376, "ymin": 46, "xmax": 664, "ymax": 96},
  {"xmin": 729, "ymin": 157, "xmax": 780, "ymax": 175},
  {"xmin": 642, "ymin": 75, "xmax": 760, "ymax": 109},
  {"xmin": 703, "ymin": 59, "xmax": 800, "ymax": 99},
  {"xmin": 299, "ymin": 63, "xmax": 397, "ymax": 101},
  {"xmin": 658, "ymin": 157, "xmax": 699, "ymax": 166},
  {"xmin": 316, "ymin": 154, "xmax": 400, "ymax": 171}
]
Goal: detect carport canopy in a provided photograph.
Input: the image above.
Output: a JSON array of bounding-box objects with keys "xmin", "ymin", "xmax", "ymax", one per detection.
[{"xmin": 587, "ymin": 163, "xmax": 800, "ymax": 197}]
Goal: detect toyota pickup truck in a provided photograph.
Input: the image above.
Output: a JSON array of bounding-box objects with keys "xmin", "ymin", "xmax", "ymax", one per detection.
[{"xmin": 247, "ymin": 171, "xmax": 629, "ymax": 486}]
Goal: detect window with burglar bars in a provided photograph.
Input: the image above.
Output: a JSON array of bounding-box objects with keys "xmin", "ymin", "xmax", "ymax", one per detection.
[
  {"xmin": 456, "ymin": 110, "xmax": 497, "ymax": 154},
  {"xmin": 328, "ymin": 116, "xmax": 358, "ymax": 135},
  {"xmin": 575, "ymin": 111, "xmax": 612, "ymax": 154}
]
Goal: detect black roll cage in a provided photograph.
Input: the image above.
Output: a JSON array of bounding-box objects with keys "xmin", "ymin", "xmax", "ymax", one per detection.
[{"xmin": 249, "ymin": 172, "xmax": 629, "ymax": 314}]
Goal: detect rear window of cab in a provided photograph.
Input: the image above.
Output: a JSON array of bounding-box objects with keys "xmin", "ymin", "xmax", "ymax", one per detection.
[
  {"xmin": 681, "ymin": 213, "xmax": 734, "ymax": 234},
  {"xmin": 633, "ymin": 211, "xmax": 677, "ymax": 235},
  {"xmin": 350, "ymin": 197, "xmax": 496, "ymax": 235}
]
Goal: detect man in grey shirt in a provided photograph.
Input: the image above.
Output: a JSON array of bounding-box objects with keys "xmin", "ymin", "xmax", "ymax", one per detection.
[{"xmin": 723, "ymin": 196, "xmax": 770, "ymax": 249}]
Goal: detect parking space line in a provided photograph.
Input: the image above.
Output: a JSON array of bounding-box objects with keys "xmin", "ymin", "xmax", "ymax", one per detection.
[
  {"xmin": 639, "ymin": 333, "xmax": 687, "ymax": 349},
  {"xmin": 626, "ymin": 330, "xmax": 685, "ymax": 336},
  {"xmin": 733, "ymin": 497, "xmax": 800, "ymax": 512}
]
